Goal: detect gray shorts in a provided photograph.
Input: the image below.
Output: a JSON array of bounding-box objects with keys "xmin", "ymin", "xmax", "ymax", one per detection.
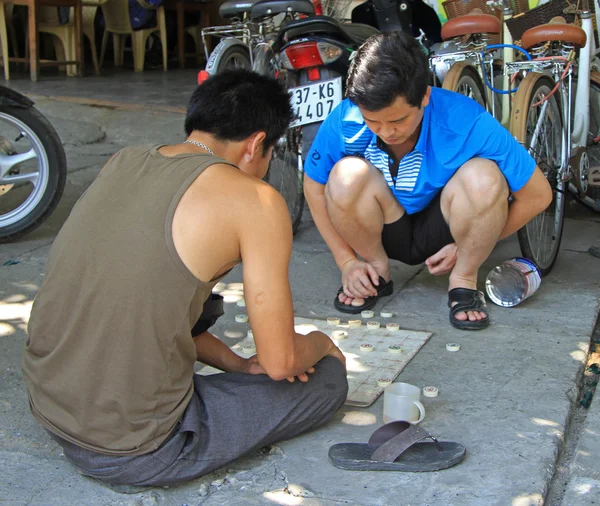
[{"xmin": 48, "ymin": 356, "xmax": 348, "ymax": 486}]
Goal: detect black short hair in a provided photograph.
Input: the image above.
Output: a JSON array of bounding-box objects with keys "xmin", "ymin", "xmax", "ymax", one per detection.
[
  {"xmin": 185, "ymin": 70, "xmax": 293, "ymax": 154},
  {"xmin": 346, "ymin": 32, "xmax": 430, "ymax": 111}
]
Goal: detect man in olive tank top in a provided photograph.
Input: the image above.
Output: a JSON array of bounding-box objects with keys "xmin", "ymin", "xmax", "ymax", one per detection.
[{"xmin": 21, "ymin": 70, "xmax": 348, "ymax": 487}]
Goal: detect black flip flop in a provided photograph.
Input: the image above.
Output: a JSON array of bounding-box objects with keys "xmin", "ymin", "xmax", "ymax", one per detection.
[
  {"xmin": 328, "ymin": 421, "xmax": 466, "ymax": 472},
  {"xmin": 447, "ymin": 288, "xmax": 490, "ymax": 330},
  {"xmin": 333, "ymin": 276, "xmax": 393, "ymax": 314}
]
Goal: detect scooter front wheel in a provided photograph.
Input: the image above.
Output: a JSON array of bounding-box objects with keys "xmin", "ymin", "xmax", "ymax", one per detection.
[
  {"xmin": 0, "ymin": 104, "xmax": 66, "ymax": 242},
  {"xmin": 264, "ymin": 127, "xmax": 305, "ymax": 234}
]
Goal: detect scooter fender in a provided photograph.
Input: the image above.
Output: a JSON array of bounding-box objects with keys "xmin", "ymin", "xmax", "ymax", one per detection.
[
  {"xmin": 205, "ymin": 38, "xmax": 249, "ymax": 75},
  {"xmin": 0, "ymin": 85, "xmax": 35, "ymax": 108}
]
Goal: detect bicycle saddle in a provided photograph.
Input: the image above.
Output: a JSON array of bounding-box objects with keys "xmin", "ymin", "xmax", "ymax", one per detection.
[
  {"xmin": 250, "ymin": 0, "xmax": 315, "ymax": 19},
  {"xmin": 278, "ymin": 15, "xmax": 379, "ymax": 45},
  {"xmin": 521, "ymin": 16, "xmax": 587, "ymax": 49},
  {"xmin": 441, "ymin": 12, "xmax": 501, "ymax": 40},
  {"xmin": 220, "ymin": 0, "xmax": 257, "ymax": 18}
]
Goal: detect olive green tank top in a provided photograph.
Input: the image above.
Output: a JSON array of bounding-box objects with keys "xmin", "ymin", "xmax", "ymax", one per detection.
[{"xmin": 21, "ymin": 145, "xmax": 236, "ymax": 456}]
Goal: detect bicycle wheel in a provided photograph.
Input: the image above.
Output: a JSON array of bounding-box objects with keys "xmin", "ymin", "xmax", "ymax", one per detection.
[
  {"xmin": 511, "ymin": 72, "xmax": 565, "ymax": 276},
  {"xmin": 580, "ymin": 73, "xmax": 600, "ymax": 211},
  {"xmin": 442, "ymin": 62, "xmax": 487, "ymax": 110}
]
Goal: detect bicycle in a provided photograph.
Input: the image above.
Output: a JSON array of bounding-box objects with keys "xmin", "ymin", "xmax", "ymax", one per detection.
[
  {"xmin": 503, "ymin": 0, "xmax": 600, "ymax": 275},
  {"xmin": 200, "ymin": 0, "xmax": 316, "ymax": 75},
  {"xmin": 429, "ymin": 0, "xmax": 531, "ymax": 127}
]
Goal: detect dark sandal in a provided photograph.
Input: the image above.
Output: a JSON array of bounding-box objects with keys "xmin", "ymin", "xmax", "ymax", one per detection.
[
  {"xmin": 328, "ymin": 421, "xmax": 466, "ymax": 472},
  {"xmin": 447, "ymin": 288, "xmax": 490, "ymax": 330},
  {"xmin": 333, "ymin": 276, "xmax": 393, "ymax": 314}
]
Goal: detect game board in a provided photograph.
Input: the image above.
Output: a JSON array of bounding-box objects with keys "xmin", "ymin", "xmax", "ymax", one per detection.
[{"xmin": 196, "ymin": 315, "xmax": 433, "ymax": 407}]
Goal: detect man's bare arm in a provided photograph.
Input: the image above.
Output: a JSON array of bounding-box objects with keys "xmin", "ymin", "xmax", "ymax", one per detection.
[
  {"xmin": 193, "ymin": 331, "xmax": 249, "ymax": 373},
  {"xmin": 240, "ymin": 182, "xmax": 343, "ymax": 381},
  {"xmin": 499, "ymin": 167, "xmax": 553, "ymax": 240}
]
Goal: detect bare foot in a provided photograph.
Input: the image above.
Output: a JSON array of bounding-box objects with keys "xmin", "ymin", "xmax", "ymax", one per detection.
[
  {"xmin": 338, "ymin": 260, "xmax": 391, "ymax": 307},
  {"xmin": 449, "ymin": 277, "xmax": 487, "ymax": 322}
]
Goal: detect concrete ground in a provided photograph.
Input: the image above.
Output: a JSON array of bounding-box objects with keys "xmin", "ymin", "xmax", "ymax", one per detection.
[{"xmin": 2, "ymin": 70, "xmax": 600, "ymax": 506}]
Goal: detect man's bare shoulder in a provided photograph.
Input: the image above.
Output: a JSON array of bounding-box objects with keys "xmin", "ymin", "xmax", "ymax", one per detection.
[{"xmin": 197, "ymin": 163, "xmax": 289, "ymax": 217}]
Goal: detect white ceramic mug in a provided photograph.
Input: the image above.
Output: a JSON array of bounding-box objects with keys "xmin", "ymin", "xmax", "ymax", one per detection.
[{"xmin": 383, "ymin": 382, "xmax": 426, "ymax": 424}]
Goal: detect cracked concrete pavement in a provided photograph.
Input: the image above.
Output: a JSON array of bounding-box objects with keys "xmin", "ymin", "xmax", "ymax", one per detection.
[{"xmin": 2, "ymin": 90, "xmax": 600, "ymax": 506}]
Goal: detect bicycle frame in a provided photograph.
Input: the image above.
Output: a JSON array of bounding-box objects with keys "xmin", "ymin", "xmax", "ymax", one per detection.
[
  {"xmin": 504, "ymin": 1, "xmax": 600, "ymax": 185},
  {"xmin": 428, "ymin": 0, "xmax": 516, "ymax": 127}
]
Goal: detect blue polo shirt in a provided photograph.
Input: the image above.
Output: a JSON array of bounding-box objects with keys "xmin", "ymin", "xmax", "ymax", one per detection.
[{"xmin": 304, "ymin": 87, "xmax": 536, "ymax": 215}]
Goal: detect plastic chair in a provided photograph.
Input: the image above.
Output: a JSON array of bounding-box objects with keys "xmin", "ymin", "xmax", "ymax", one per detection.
[
  {"xmin": 184, "ymin": 24, "xmax": 204, "ymax": 65},
  {"xmin": 99, "ymin": 0, "xmax": 167, "ymax": 72},
  {"xmin": 38, "ymin": 2, "xmax": 102, "ymax": 76}
]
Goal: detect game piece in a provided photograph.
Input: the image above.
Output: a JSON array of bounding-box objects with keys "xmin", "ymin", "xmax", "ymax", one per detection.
[
  {"xmin": 197, "ymin": 317, "xmax": 433, "ymax": 408},
  {"xmin": 423, "ymin": 386, "xmax": 439, "ymax": 397},
  {"xmin": 361, "ymin": 310, "xmax": 375, "ymax": 319},
  {"xmin": 377, "ymin": 378, "xmax": 392, "ymax": 387},
  {"xmin": 446, "ymin": 343, "xmax": 460, "ymax": 352},
  {"xmin": 235, "ymin": 314, "xmax": 248, "ymax": 323},
  {"xmin": 348, "ymin": 320, "xmax": 362, "ymax": 328},
  {"xmin": 242, "ymin": 343, "xmax": 256, "ymax": 353},
  {"xmin": 367, "ymin": 321, "xmax": 380, "ymax": 330},
  {"xmin": 247, "ymin": 329, "xmax": 254, "ymax": 338},
  {"xmin": 332, "ymin": 330, "xmax": 348, "ymax": 340},
  {"xmin": 386, "ymin": 323, "xmax": 399, "ymax": 331},
  {"xmin": 236, "ymin": 299, "xmax": 246, "ymax": 307},
  {"xmin": 360, "ymin": 343, "xmax": 374, "ymax": 352},
  {"xmin": 327, "ymin": 317, "xmax": 341, "ymax": 326},
  {"xmin": 380, "ymin": 310, "xmax": 393, "ymax": 318}
]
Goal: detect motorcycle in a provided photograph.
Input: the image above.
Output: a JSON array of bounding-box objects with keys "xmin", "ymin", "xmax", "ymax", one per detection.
[
  {"xmin": 0, "ymin": 86, "xmax": 67, "ymax": 242},
  {"xmin": 251, "ymin": 0, "xmax": 442, "ymax": 232}
]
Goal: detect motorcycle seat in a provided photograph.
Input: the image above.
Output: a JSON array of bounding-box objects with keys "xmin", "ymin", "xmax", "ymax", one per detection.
[
  {"xmin": 279, "ymin": 16, "xmax": 380, "ymax": 45},
  {"xmin": 250, "ymin": 0, "xmax": 315, "ymax": 19},
  {"xmin": 219, "ymin": 0, "xmax": 257, "ymax": 18}
]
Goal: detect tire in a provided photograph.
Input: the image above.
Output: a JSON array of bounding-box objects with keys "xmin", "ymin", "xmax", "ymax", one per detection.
[
  {"xmin": 510, "ymin": 72, "xmax": 565, "ymax": 276},
  {"xmin": 264, "ymin": 127, "xmax": 305, "ymax": 234},
  {"xmin": 213, "ymin": 45, "xmax": 251, "ymax": 72},
  {"xmin": 442, "ymin": 63, "xmax": 487, "ymax": 110},
  {"xmin": 0, "ymin": 105, "xmax": 67, "ymax": 242},
  {"xmin": 260, "ymin": 67, "xmax": 305, "ymax": 234},
  {"xmin": 577, "ymin": 73, "xmax": 600, "ymax": 211}
]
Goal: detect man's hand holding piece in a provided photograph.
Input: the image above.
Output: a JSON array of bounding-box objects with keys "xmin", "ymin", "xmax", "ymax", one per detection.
[
  {"xmin": 340, "ymin": 258, "xmax": 380, "ymax": 300},
  {"xmin": 425, "ymin": 243, "xmax": 458, "ymax": 276}
]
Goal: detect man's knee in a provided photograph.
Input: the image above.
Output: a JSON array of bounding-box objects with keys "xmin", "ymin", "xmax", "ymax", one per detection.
[
  {"xmin": 326, "ymin": 157, "xmax": 373, "ymax": 211},
  {"xmin": 315, "ymin": 356, "xmax": 349, "ymax": 408},
  {"xmin": 455, "ymin": 158, "xmax": 509, "ymax": 202}
]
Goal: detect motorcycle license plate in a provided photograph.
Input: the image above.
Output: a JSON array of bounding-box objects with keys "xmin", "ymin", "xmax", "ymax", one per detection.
[{"xmin": 289, "ymin": 77, "xmax": 343, "ymax": 128}]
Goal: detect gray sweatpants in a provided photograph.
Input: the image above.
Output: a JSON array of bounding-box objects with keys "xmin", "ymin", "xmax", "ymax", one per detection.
[{"xmin": 49, "ymin": 356, "xmax": 348, "ymax": 486}]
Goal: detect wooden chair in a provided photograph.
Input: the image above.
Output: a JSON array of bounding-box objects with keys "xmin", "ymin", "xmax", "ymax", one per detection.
[
  {"xmin": 0, "ymin": 5, "xmax": 9, "ymax": 79},
  {"xmin": 2, "ymin": 0, "xmax": 84, "ymax": 81},
  {"xmin": 165, "ymin": 0, "xmax": 212, "ymax": 68},
  {"xmin": 100, "ymin": 0, "xmax": 167, "ymax": 72}
]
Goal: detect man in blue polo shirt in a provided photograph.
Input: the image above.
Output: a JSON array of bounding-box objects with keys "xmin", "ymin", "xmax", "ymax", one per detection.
[{"xmin": 303, "ymin": 31, "xmax": 552, "ymax": 330}]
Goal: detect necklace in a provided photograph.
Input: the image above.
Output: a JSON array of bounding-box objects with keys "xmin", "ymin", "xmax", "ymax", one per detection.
[{"xmin": 183, "ymin": 140, "xmax": 214, "ymax": 155}]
